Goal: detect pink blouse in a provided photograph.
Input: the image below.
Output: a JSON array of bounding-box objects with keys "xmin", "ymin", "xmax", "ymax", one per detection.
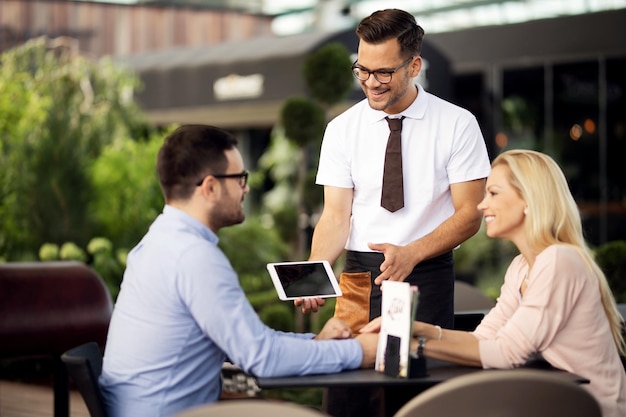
[{"xmin": 473, "ymin": 244, "xmax": 626, "ymax": 417}]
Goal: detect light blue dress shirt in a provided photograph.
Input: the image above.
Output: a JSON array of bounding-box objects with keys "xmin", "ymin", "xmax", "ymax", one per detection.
[{"xmin": 99, "ymin": 205, "xmax": 362, "ymax": 417}]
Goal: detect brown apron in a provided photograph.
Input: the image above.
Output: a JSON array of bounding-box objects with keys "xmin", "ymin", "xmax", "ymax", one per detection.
[{"xmin": 333, "ymin": 271, "xmax": 372, "ymax": 335}]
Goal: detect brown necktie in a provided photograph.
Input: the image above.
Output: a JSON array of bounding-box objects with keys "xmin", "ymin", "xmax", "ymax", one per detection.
[{"xmin": 381, "ymin": 116, "xmax": 405, "ymax": 212}]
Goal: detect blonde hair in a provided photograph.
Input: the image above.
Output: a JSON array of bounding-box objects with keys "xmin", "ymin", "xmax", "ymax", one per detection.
[{"xmin": 493, "ymin": 149, "xmax": 625, "ymax": 355}]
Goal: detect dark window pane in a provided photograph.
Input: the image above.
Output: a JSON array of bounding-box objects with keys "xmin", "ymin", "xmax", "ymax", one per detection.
[{"xmin": 501, "ymin": 67, "xmax": 545, "ymax": 150}]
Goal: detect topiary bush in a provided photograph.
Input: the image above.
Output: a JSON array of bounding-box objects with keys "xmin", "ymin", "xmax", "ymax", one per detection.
[
  {"xmin": 280, "ymin": 97, "xmax": 326, "ymax": 147},
  {"xmin": 302, "ymin": 42, "xmax": 354, "ymax": 107}
]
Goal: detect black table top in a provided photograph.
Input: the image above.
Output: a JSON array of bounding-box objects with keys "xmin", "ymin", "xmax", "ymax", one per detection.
[{"xmin": 255, "ymin": 359, "xmax": 588, "ymax": 390}]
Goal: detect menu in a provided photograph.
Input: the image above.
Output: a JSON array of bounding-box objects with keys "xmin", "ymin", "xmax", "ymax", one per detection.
[{"xmin": 374, "ymin": 281, "xmax": 419, "ymax": 378}]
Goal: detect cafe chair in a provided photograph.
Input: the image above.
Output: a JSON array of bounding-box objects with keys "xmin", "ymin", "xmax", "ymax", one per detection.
[
  {"xmin": 173, "ymin": 399, "xmax": 331, "ymax": 417},
  {"xmin": 392, "ymin": 368, "xmax": 601, "ymax": 417},
  {"xmin": 61, "ymin": 341, "xmax": 108, "ymax": 417},
  {"xmin": 453, "ymin": 281, "xmax": 495, "ymax": 331},
  {"xmin": 454, "ymin": 281, "xmax": 495, "ymax": 312}
]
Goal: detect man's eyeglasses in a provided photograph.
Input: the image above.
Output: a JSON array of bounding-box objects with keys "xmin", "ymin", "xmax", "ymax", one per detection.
[
  {"xmin": 351, "ymin": 56, "xmax": 414, "ymax": 84},
  {"xmin": 196, "ymin": 170, "xmax": 249, "ymax": 187}
]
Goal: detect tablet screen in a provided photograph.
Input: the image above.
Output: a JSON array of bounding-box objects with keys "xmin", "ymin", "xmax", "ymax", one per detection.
[{"xmin": 267, "ymin": 261, "xmax": 341, "ymax": 300}]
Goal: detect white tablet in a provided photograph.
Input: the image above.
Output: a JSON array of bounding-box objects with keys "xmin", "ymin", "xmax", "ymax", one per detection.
[{"xmin": 266, "ymin": 260, "xmax": 342, "ymax": 301}]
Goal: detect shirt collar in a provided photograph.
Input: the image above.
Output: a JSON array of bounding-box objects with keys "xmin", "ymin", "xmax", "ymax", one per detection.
[{"xmin": 163, "ymin": 204, "xmax": 218, "ymax": 244}]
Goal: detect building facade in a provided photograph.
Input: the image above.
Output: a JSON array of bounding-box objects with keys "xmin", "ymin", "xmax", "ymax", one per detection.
[{"xmin": 2, "ymin": 1, "xmax": 625, "ymax": 246}]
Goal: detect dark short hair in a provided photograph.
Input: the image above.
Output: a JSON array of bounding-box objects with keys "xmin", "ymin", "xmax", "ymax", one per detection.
[
  {"xmin": 356, "ymin": 9, "xmax": 425, "ymax": 58},
  {"xmin": 157, "ymin": 124, "xmax": 238, "ymax": 202}
]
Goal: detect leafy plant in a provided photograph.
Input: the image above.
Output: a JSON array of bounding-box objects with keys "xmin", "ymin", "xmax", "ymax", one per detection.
[
  {"xmin": 453, "ymin": 224, "xmax": 518, "ymax": 299},
  {"xmin": 594, "ymin": 240, "xmax": 626, "ymax": 303},
  {"xmin": 88, "ymin": 129, "xmax": 166, "ymax": 249},
  {"xmin": 303, "ymin": 42, "xmax": 354, "ymax": 107},
  {"xmin": 259, "ymin": 304, "xmax": 295, "ymax": 332},
  {"xmin": 0, "ymin": 37, "xmax": 150, "ymax": 260},
  {"xmin": 218, "ymin": 217, "xmax": 289, "ymax": 277},
  {"xmin": 38, "ymin": 237, "xmax": 127, "ymax": 299},
  {"xmin": 280, "ymin": 97, "xmax": 326, "ymax": 147},
  {"xmin": 59, "ymin": 242, "xmax": 87, "ymax": 262},
  {"xmin": 268, "ymin": 42, "xmax": 354, "ymax": 263}
]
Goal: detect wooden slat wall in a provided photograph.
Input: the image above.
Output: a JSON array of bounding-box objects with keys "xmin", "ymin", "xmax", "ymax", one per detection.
[{"xmin": 0, "ymin": 0, "xmax": 273, "ymax": 57}]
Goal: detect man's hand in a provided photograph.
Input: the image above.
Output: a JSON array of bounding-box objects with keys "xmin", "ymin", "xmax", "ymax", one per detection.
[
  {"xmin": 315, "ymin": 317, "xmax": 352, "ymax": 340},
  {"xmin": 354, "ymin": 333, "xmax": 379, "ymax": 368},
  {"xmin": 294, "ymin": 297, "xmax": 325, "ymax": 314},
  {"xmin": 367, "ymin": 242, "xmax": 418, "ymax": 285}
]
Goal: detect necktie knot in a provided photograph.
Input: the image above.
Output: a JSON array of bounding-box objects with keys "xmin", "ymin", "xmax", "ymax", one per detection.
[{"xmin": 386, "ymin": 117, "xmax": 403, "ymax": 131}]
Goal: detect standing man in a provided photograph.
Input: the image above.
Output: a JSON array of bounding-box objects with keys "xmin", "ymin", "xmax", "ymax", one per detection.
[
  {"xmin": 296, "ymin": 9, "xmax": 490, "ymax": 417},
  {"xmin": 298, "ymin": 7, "xmax": 490, "ymax": 332},
  {"xmin": 99, "ymin": 125, "xmax": 378, "ymax": 417}
]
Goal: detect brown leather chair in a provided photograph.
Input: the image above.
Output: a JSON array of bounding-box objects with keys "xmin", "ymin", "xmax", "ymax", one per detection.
[{"xmin": 0, "ymin": 261, "xmax": 113, "ymax": 417}]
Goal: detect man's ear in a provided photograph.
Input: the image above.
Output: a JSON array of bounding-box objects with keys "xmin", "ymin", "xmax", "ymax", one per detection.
[
  {"xmin": 410, "ymin": 56, "xmax": 422, "ymax": 78},
  {"xmin": 198, "ymin": 176, "xmax": 220, "ymax": 201}
]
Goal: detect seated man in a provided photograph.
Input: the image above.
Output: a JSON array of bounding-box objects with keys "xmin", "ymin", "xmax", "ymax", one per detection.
[{"xmin": 99, "ymin": 125, "xmax": 378, "ymax": 417}]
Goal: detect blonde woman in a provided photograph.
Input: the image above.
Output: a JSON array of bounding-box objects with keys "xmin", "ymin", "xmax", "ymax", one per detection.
[{"xmin": 363, "ymin": 149, "xmax": 626, "ymax": 416}]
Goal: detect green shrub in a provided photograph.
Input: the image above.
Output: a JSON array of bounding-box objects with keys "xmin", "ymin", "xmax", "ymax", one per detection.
[
  {"xmin": 38, "ymin": 243, "xmax": 59, "ymax": 261},
  {"xmin": 59, "ymin": 242, "xmax": 87, "ymax": 262},
  {"xmin": 39, "ymin": 237, "xmax": 126, "ymax": 300},
  {"xmin": 280, "ymin": 97, "xmax": 326, "ymax": 147},
  {"xmin": 303, "ymin": 42, "xmax": 354, "ymax": 107},
  {"xmin": 218, "ymin": 217, "xmax": 288, "ymax": 276},
  {"xmin": 594, "ymin": 240, "xmax": 626, "ymax": 303},
  {"xmin": 259, "ymin": 303, "xmax": 295, "ymax": 332}
]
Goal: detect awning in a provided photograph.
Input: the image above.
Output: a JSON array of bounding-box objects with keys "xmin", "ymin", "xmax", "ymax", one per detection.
[
  {"xmin": 116, "ymin": 28, "xmax": 452, "ymax": 128},
  {"xmin": 116, "ymin": 9, "xmax": 626, "ymax": 128}
]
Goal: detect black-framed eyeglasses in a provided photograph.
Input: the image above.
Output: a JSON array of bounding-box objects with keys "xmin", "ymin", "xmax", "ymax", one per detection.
[
  {"xmin": 351, "ymin": 56, "xmax": 414, "ymax": 84},
  {"xmin": 196, "ymin": 170, "xmax": 249, "ymax": 187}
]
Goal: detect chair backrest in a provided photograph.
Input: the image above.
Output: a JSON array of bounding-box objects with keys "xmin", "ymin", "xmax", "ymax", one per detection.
[
  {"xmin": 0, "ymin": 261, "xmax": 113, "ymax": 358},
  {"xmin": 454, "ymin": 281, "xmax": 495, "ymax": 312},
  {"xmin": 61, "ymin": 341, "xmax": 108, "ymax": 417},
  {"xmin": 393, "ymin": 369, "xmax": 602, "ymax": 417},
  {"xmin": 173, "ymin": 399, "xmax": 329, "ymax": 417}
]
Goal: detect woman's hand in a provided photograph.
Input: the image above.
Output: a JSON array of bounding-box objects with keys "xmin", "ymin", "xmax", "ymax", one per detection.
[
  {"xmin": 359, "ymin": 316, "xmax": 382, "ymax": 333},
  {"xmin": 360, "ymin": 317, "xmax": 438, "ymax": 340}
]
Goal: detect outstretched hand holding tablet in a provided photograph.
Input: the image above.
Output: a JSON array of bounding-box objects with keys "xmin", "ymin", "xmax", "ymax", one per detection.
[{"xmin": 266, "ymin": 260, "xmax": 342, "ymax": 301}]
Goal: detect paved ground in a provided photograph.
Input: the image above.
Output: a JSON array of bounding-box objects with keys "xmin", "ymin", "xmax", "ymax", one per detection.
[{"xmin": 0, "ymin": 380, "xmax": 89, "ymax": 417}]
